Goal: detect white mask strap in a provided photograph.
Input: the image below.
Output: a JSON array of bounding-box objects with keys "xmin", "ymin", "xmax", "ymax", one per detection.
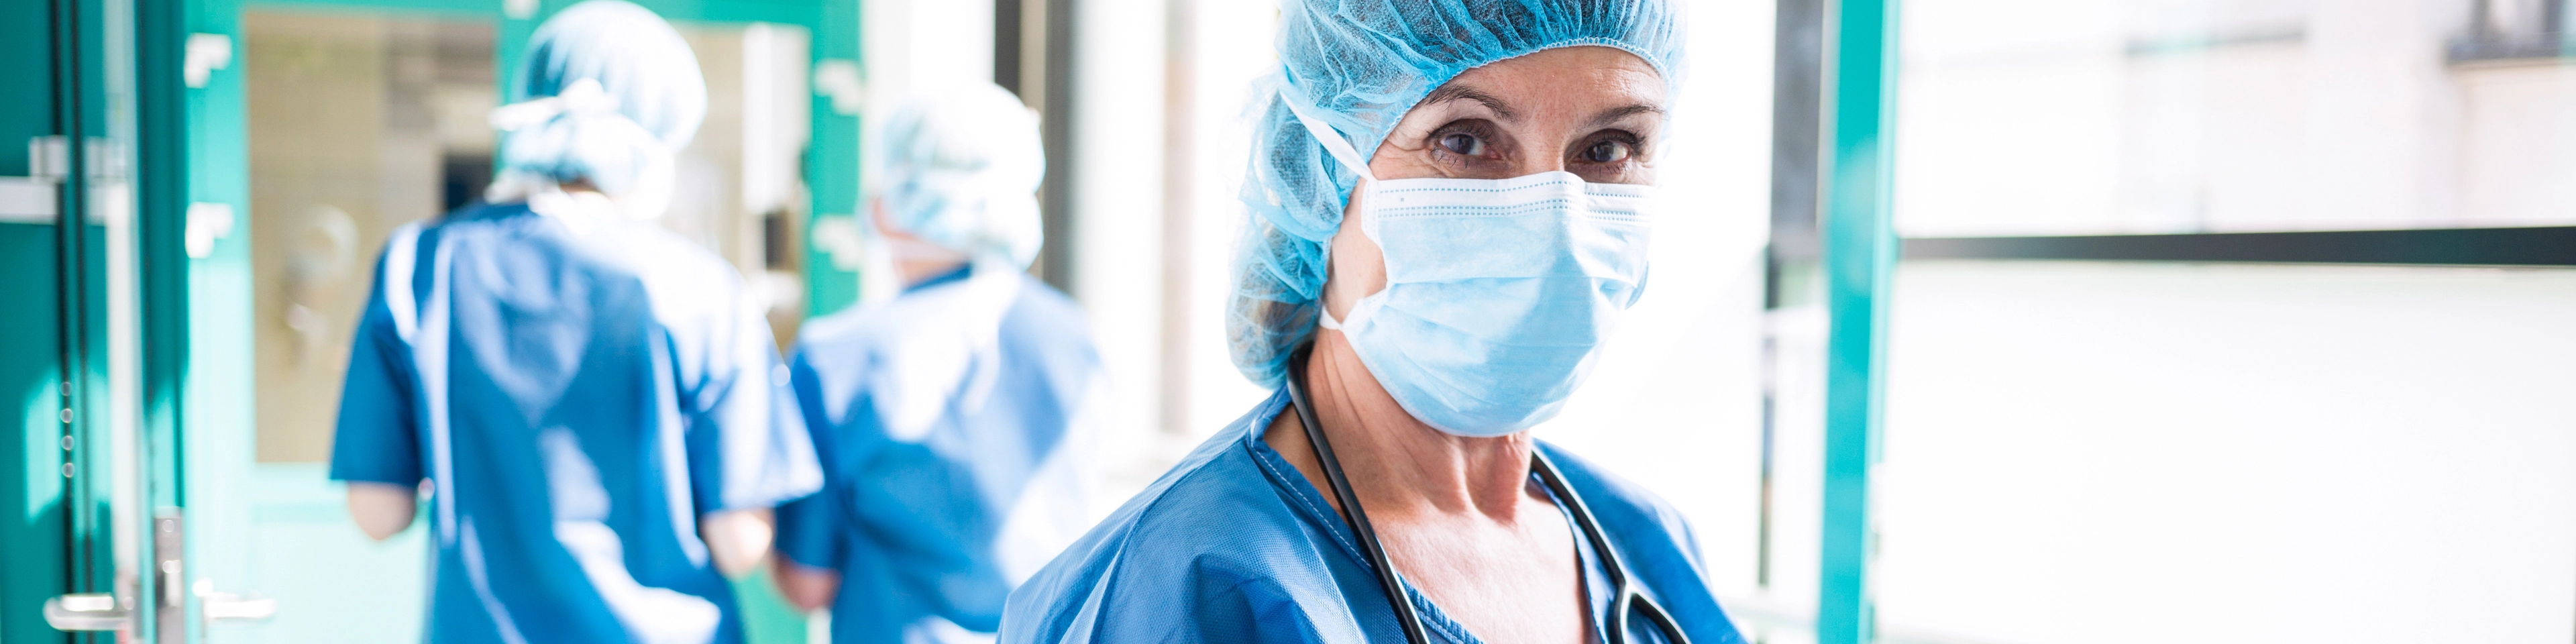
[
  {"xmin": 1277, "ymin": 78, "xmax": 1377, "ymax": 182},
  {"xmin": 1317, "ymin": 303, "xmax": 1345, "ymax": 331}
]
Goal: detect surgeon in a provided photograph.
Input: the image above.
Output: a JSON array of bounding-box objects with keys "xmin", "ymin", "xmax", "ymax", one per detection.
[
  {"xmin": 329, "ymin": 2, "xmax": 822, "ymax": 643},
  {"xmin": 768, "ymin": 82, "xmax": 1106, "ymax": 644},
  {"xmin": 1001, "ymin": 0, "xmax": 1742, "ymax": 643}
]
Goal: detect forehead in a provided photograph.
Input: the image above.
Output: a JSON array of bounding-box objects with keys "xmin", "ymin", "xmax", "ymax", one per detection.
[{"xmin": 1429, "ymin": 46, "xmax": 1666, "ymax": 117}]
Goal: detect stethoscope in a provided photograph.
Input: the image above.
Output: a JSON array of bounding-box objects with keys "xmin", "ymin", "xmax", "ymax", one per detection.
[{"xmin": 1283, "ymin": 348, "xmax": 1691, "ymax": 644}]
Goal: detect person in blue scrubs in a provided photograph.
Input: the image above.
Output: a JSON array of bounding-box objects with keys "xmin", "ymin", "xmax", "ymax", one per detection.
[
  {"xmin": 329, "ymin": 3, "xmax": 822, "ymax": 643},
  {"xmin": 768, "ymin": 82, "xmax": 1107, "ymax": 644},
  {"xmin": 1000, "ymin": 0, "xmax": 1743, "ymax": 642}
]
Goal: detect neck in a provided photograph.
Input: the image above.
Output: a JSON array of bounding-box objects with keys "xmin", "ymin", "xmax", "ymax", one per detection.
[
  {"xmin": 898, "ymin": 258, "xmax": 970, "ymax": 286},
  {"xmin": 1272, "ymin": 331, "xmax": 1538, "ymax": 522}
]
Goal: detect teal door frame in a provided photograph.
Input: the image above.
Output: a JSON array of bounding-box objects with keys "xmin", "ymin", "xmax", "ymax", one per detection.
[
  {"xmin": 0, "ymin": 0, "xmax": 176, "ymax": 641},
  {"xmin": 142, "ymin": 0, "xmax": 860, "ymax": 641},
  {"xmin": 1815, "ymin": 0, "xmax": 1898, "ymax": 643}
]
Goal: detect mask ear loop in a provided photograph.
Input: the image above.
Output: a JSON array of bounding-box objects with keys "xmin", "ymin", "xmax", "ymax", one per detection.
[
  {"xmin": 1277, "ymin": 79, "xmax": 1377, "ymax": 182},
  {"xmin": 1279, "ymin": 78, "xmax": 1381, "ymax": 332}
]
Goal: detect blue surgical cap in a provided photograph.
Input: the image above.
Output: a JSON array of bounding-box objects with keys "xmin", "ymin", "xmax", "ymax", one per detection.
[
  {"xmin": 867, "ymin": 83, "xmax": 1048, "ymax": 268},
  {"xmin": 1227, "ymin": 0, "xmax": 1686, "ymax": 387},
  {"xmin": 497, "ymin": 0, "xmax": 706, "ymax": 197}
]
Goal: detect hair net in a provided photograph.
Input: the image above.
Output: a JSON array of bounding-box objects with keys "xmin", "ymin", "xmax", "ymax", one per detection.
[
  {"xmin": 492, "ymin": 0, "xmax": 706, "ymax": 199},
  {"xmin": 1227, "ymin": 0, "xmax": 1686, "ymax": 387},
  {"xmin": 866, "ymin": 83, "xmax": 1047, "ymax": 268}
]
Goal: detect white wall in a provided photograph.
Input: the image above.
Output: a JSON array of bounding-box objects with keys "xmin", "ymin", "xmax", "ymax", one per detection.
[
  {"xmin": 860, "ymin": 0, "xmax": 994, "ymax": 101},
  {"xmin": 1069, "ymin": 0, "xmax": 1180, "ymax": 504},
  {"xmin": 1872, "ymin": 262, "xmax": 2576, "ymax": 644}
]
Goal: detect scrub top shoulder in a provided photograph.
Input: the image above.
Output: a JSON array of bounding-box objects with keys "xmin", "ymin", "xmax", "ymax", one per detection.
[
  {"xmin": 775, "ymin": 264, "xmax": 1108, "ymax": 643},
  {"xmin": 329, "ymin": 201, "xmax": 823, "ymax": 644},
  {"xmin": 998, "ymin": 391, "xmax": 1746, "ymax": 644}
]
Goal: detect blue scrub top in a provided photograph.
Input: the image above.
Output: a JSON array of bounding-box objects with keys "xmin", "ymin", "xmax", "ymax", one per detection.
[
  {"xmin": 330, "ymin": 203, "xmax": 823, "ymax": 644},
  {"xmin": 999, "ymin": 390, "xmax": 1746, "ymax": 644},
  {"xmin": 773, "ymin": 264, "xmax": 1106, "ymax": 644}
]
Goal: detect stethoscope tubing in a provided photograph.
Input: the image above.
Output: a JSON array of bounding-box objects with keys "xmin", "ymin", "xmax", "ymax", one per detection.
[
  {"xmin": 1284, "ymin": 348, "xmax": 1689, "ymax": 644},
  {"xmin": 1286, "ymin": 352, "xmax": 1434, "ymax": 644}
]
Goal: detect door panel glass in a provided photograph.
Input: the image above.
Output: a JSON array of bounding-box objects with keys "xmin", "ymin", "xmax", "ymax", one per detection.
[{"xmin": 246, "ymin": 12, "xmax": 492, "ymax": 466}]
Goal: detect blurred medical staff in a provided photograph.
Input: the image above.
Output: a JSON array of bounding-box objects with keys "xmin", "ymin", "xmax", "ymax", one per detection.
[
  {"xmin": 1000, "ymin": 0, "xmax": 1741, "ymax": 642},
  {"xmin": 769, "ymin": 83, "xmax": 1106, "ymax": 644},
  {"xmin": 329, "ymin": 3, "xmax": 821, "ymax": 643}
]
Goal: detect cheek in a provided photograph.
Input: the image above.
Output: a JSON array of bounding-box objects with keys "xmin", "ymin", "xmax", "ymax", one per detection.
[
  {"xmin": 1324, "ymin": 191, "xmax": 1390, "ymax": 309},
  {"xmin": 1331, "ymin": 224, "xmax": 1386, "ymax": 286}
]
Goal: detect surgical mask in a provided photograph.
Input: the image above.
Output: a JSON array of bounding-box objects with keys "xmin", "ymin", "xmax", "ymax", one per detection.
[{"xmin": 1284, "ymin": 87, "xmax": 1652, "ymax": 437}]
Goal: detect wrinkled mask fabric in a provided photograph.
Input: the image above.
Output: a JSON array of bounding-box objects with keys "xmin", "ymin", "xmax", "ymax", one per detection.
[{"xmin": 1287, "ymin": 91, "xmax": 1652, "ymax": 437}]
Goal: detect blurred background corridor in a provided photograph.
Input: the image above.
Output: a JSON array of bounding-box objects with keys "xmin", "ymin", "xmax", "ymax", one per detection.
[{"xmin": 4, "ymin": 0, "xmax": 2574, "ymax": 642}]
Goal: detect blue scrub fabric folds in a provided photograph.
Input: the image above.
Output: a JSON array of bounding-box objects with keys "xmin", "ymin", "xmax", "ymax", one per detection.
[
  {"xmin": 998, "ymin": 392, "xmax": 1745, "ymax": 644},
  {"xmin": 772, "ymin": 264, "xmax": 1106, "ymax": 644},
  {"xmin": 330, "ymin": 203, "xmax": 822, "ymax": 644}
]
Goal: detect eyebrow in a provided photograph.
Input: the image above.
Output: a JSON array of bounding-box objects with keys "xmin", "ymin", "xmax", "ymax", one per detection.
[
  {"xmin": 1588, "ymin": 103, "xmax": 1664, "ymax": 128},
  {"xmin": 1421, "ymin": 85, "xmax": 1519, "ymax": 122},
  {"xmin": 1422, "ymin": 85, "xmax": 1664, "ymax": 130}
]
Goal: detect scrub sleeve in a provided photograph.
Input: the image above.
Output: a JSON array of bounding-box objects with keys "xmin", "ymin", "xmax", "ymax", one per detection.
[
  {"xmin": 771, "ymin": 352, "xmax": 851, "ymax": 574},
  {"xmin": 331, "ymin": 236, "xmax": 427, "ymax": 488},
  {"xmin": 681, "ymin": 286, "xmax": 824, "ymax": 515}
]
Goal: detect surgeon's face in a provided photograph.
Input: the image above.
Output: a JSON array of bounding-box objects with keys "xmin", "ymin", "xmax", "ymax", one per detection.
[{"xmin": 1322, "ymin": 46, "xmax": 1667, "ymax": 317}]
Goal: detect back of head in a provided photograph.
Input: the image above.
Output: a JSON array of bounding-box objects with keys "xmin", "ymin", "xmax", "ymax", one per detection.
[
  {"xmin": 869, "ymin": 83, "xmax": 1047, "ymax": 269},
  {"xmin": 494, "ymin": 0, "xmax": 706, "ymax": 201},
  {"xmin": 1227, "ymin": 0, "xmax": 1686, "ymax": 388}
]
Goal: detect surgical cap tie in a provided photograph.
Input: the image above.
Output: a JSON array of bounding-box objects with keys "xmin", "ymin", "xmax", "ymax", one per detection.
[{"xmin": 490, "ymin": 78, "xmax": 627, "ymax": 133}]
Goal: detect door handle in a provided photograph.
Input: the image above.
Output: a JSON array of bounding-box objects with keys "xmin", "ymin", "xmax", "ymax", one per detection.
[
  {"xmin": 46, "ymin": 588, "xmax": 276, "ymax": 631},
  {"xmin": 43, "ymin": 593, "xmax": 129, "ymax": 631},
  {"xmin": 200, "ymin": 590, "xmax": 278, "ymax": 623}
]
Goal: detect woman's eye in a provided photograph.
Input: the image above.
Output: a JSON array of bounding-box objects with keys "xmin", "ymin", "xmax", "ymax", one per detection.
[
  {"xmin": 1438, "ymin": 132, "xmax": 1487, "ymax": 156},
  {"xmin": 1582, "ymin": 140, "xmax": 1632, "ymax": 164}
]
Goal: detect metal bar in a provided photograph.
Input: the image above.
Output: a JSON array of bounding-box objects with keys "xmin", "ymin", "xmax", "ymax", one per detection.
[
  {"xmin": 1817, "ymin": 0, "xmax": 1898, "ymax": 641},
  {"xmin": 1157, "ymin": 0, "xmax": 1193, "ymax": 435},
  {"xmin": 996, "ymin": 0, "xmax": 1024, "ymax": 95},
  {"xmin": 1034, "ymin": 0, "xmax": 1078, "ymax": 294},
  {"xmin": 1768, "ymin": 0, "xmax": 1825, "ymax": 262},
  {"xmin": 1902, "ymin": 226, "xmax": 2576, "ymax": 266},
  {"xmin": 134, "ymin": 0, "xmax": 189, "ymax": 639},
  {"xmin": 1761, "ymin": 0, "xmax": 1827, "ymax": 591}
]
